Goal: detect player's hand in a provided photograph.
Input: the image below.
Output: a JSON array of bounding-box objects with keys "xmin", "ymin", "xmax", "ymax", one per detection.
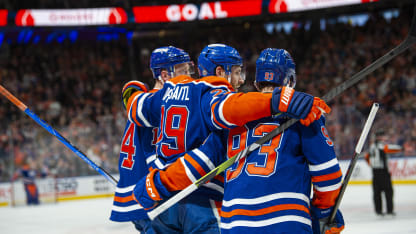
[
  {"xmin": 122, "ymin": 80, "xmax": 148, "ymax": 110},
  {"xmin": 132, "ymin": 169, "xmax": 172, "ymax": 210},
  {"xmin": 271, "ymin": 87, "xmax": 331, "ymax": 126},
  {"xmin": 310, "ymin": 205, "xmax": 345, "ymax": 234},
  {"xmin": 300, "ymin": 97, "xmax": 331, "ymax": 126}
]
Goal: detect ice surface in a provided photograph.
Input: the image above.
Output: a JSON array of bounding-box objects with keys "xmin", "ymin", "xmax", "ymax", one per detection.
[{"xmin": 1, "ymin": 185, "xmax": 415, "ymax": 234}]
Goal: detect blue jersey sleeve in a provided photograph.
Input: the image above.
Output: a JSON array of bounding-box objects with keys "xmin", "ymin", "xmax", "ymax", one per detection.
[
  {"xmin": 299, "ymin": 117, "xmax": 342, "ymax": 208},
  {"xmin": 127, "ymin": 90, "xmax": 163, "ymax": 128}
]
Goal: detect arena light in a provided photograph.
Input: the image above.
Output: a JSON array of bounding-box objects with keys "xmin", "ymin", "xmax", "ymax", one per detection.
[
  {"xmin": 269, "ymin": 0, "xmax": 378, "ymax": 14},
  {"xmin": 133, "ymin": 0, "xmax": 262, "ymax": 23},
  {"xmin": 0, "ymin": 9, "xmax": 7, "ymax": 26},
  {"xmin": 15, "ymin": 8, "xmax": 127, "ymax": 26}
]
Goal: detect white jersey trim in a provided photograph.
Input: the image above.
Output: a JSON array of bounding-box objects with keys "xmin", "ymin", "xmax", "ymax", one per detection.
[
  {"xmin": 202, "ymin": 182, "xmax": 224, "ymax": 194},
  {"xmin": 146, "ymin": 154, "xmax": 157, "ymax": 165},
  {"xmin": 136, "ymin": 93, "xmax": 152, "ymax": 127},
  {"xmin": 309, "ymin": 158, "xmax": 339, "ymax": 172},
  {"xmin": 218, "ymin": 94, "xmax": 236, "ymax": 128},
  {"xmin": 181, "ymin": 157, "xmax": 197, "ymax": 183},
  {"xmin": 154, "ymin": 158, "xmax": 169, "ymax": 170},
  {"xmin": 115, "ymin": 185, "xmax": 135, "ymax": 194},
  {"xmin": 222, "ymin": 192, "xmax": 310, "ymax": 207},
  {"xmin": 112, "ymin": 203, "xmax": 143, "ymax": 212},
  {"xmin": 314, "ymin": 181, "xmax": 342, "ymax": 192},
  {"xmin": 220, "ymin": 215, "xmax": 311, "ymax": 229},
  {"xmin": 127, "ymin": 94, "xmax": 140, "ymax": 124},
  {"xmin": 193, "ymin": 148, "xmax": 215, "ymax": 170},
  {"xmin": 209, "ymin": 199, "xmax": 221, "ymax": 228}
]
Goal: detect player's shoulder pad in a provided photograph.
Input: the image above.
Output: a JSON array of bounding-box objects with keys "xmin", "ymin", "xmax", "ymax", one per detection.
[{"xmin": 198, "ymin": 76, "xmax": 234, "ymax": 91}]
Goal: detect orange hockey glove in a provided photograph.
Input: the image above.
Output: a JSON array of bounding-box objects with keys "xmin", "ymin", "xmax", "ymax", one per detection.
[{"xmin": 300, "ymin": 97, "xmax": 331, "ymax": 126}]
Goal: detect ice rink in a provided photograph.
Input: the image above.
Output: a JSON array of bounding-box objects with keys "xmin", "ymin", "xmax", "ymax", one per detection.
[{"xmin": 1, "ymin": 184, "xmax": 415, "ymax": 234}]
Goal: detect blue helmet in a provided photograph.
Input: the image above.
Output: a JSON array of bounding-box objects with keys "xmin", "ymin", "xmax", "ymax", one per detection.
[
  {"xmin": 198, "ymin": 44, "xmax": 243, "ymax": 77},
  {"xmin": 255, "ymin": 48, "xmax": 296, "ymax": 88},
  {"xmin": 150, "ymin": 46, "xmax": 191, "ymax": 79}
]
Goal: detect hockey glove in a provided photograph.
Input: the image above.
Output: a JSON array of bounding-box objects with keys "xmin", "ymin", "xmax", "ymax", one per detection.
[
  {"xmin": 271, "ymin": 87, "xmax": 331, "ymax": 126},
  {"xmin": 132, "ymin": 169, "xmax": 172, "ymax": 210},
  {"xmin": 310, "ymin": 205, "xmax": 344, "ymax": 234},
  {"xmin": 122, "ymin": 80, "xmax": 148, "ymax": 110}
]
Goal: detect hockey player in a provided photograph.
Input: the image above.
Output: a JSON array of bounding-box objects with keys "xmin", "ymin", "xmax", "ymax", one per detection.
[
  {"xmin": 110, "ymin": 46, "xmax": 193, "ymax": 233},
  {"xmin": 131, "ymin": 48, "xmax": 345, "ymax": 234},
  {"xmin": 123, "ymin": 44, "xmax": 331, "ymax": 233},
  {"xmin": 365, "ymin": 129, "xmax": 402, "ymax": 216},
  {"xmin": 198, "ymin": 43, "xmax": 245, "ymax": 91},
  {"xmin": 123, "ymin": 44, "xmax": 248, "ymax": 233},
  {"xmin": 13, "ymin": 158, "xmax": 40, "ymax": 205}
]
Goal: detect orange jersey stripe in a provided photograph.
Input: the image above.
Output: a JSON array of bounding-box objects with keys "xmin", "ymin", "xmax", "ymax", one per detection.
[
  {"xmin": 184, "ymin": 154, "xmax": 207, "ymax": 177},
  {"xmin": 114, "ymin": 194, "xmax": 135, "ymax": 203},
  {"xmin": 221, "ymin": 203, "xmax": 310, "ymax": 218},
  {"xmin": 198, "ymin": 76, "xmax": 234, "ymax": 91},
  {"xmin": 159, "ymin": 157, "xmax": 193, "ymax": 191},
  {"xmin": 211, "ymin": 100, "xmax": 229, "ymax": 129},
  {"xmin": 214, "ymin": 175, "xmax": 224, "ymax": 183},
  {"xmin": 167, "ymin": 75, "xmax": 194, "ymax": 84},
  {"xmin": 222, "ymin": 92, "xmax": 272, "ymax": 126},
  {"xmin": 214, "ymin": 200, "xmax": 222, "ymax": 217},
  {"xmin": 127, "ymin": 92, "xmax": 143, "ymax": 127},
  {"xmin": 126, "ymin": 91, "xmax": 142, "ymax": 113},
  {"xmin": 311, "ymin": 170, "xmax": 342, "ymax": 183}
]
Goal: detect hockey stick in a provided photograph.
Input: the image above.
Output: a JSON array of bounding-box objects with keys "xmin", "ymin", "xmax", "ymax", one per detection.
[
  {"xmin": 324, "ymin": 103, "xmax": 379, "ymax": 232},
  {"xmin": 148, "ymin": 5, "xmax": 416, "ymax": 220},
  {"xmin": 0, "ymin": 85, "xmax": 118, "ymax": 186}
]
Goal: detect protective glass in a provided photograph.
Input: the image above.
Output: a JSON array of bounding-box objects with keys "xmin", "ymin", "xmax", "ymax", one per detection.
[{"xmin": 173, "ymin": 62, "xmax": 195, "ymax": 77}]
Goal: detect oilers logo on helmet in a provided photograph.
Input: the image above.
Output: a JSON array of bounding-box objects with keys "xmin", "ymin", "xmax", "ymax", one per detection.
[
  {"xmin": 256, "ymin": 48, "xmax": 296, "ymax": 88},
  {"xmin": 264, "ymin": 72, "xmax": 274, "ymax": 81}
]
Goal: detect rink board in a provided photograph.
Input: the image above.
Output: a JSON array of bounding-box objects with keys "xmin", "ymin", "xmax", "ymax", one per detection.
[
  {"xmin": 0, "ymin": 175, "xmax": 117, "ymax": 207},
  {"xmin": 339, "ymin": 156, "xmax": 416, "ymax": 184},
  {"xmin": 0, "ymin": 156, "xmax": 415, "ymax": 207}
]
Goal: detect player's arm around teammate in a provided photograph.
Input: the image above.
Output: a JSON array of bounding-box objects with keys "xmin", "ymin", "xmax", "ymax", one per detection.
[{"xmin": 131, "ymin": 48, "xmax": 344, "ymax": 234}]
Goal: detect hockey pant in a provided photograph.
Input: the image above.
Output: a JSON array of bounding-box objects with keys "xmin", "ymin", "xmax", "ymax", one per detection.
[{"xmin": 151, "ymin": 192, "xmax": 221, "ymax": 234}]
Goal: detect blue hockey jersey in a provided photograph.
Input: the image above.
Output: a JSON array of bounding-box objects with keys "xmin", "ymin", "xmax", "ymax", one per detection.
[
  {"xmin": 156, "ymin": 116, "xmax": 342, "ymax": 234},
  {"xmin": 110, "ymin": 87, "xmax": 165, "ymax": 222},
  {"xmin": 125, "ymin": 75, "xmax": 275, "ymax": 197},
  {"xmin": 110, "ymin": 119, "xmax": 157, "ymax": 222}
]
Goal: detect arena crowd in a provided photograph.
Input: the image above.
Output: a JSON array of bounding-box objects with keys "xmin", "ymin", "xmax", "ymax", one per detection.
[{"xmin": 0, "ymin": 9, "xmax": 415, "ymax": 182}]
